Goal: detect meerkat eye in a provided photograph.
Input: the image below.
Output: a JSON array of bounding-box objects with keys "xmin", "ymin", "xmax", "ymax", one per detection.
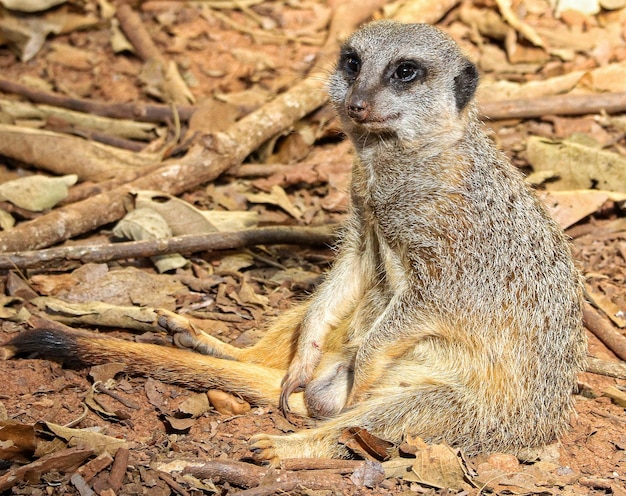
[
  {"xmin": 342, "ymin": 54, "xmax": 361, "ymax": 78},
  {"xmin": 392, "ymin": 61, "xmax": 425, "ymax": 83}
]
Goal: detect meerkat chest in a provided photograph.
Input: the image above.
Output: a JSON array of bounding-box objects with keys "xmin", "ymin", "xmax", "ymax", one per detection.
[{"xmin": 370, "ymin": 222, "xmax": 410, "ymax": 294}]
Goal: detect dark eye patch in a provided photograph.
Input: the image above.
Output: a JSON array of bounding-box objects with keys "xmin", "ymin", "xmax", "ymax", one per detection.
[{"xmin": 339, "ymin": 49, "xmax": 361, "ymax": 80}]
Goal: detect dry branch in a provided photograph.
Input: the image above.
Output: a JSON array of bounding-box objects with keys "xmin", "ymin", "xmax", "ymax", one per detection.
[
  {"xmin": 0, "ymin": 78, "xmax": 193, "ymax": 122},
  {"xmin": 480, "ymin": 92, "xmax": 626, "ymax": 120},
  {"xmin": 586, "ymin": 356, "xmax": 626, "ymax": 380},
  {"xmin": 0, "ymin": 124, "xmax": 162, "ymax": 182},
  {"xmin": 182, "ymin": 460, "xmax": 346, "ymax": 493},
  {"xmin": 0, "ymin": 98, "xmax": 159, "ymax": 141},
  {"xmin": 0, "ymin": 225, "xmax": 337, "ymax": 270},
  {"xmin": 583, "ymin": 302, "xmax": 626, "ymax": 362}
]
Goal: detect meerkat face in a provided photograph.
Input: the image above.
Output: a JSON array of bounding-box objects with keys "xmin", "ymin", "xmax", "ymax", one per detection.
[{"xmin": 328, "ymin": 21, "xmax": 479, "ymax": 147}]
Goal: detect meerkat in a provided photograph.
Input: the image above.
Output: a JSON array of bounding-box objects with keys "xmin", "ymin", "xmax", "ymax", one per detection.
[{"xmin": 2, "ymin": 20, "xmax": 586, "ymax": 463}]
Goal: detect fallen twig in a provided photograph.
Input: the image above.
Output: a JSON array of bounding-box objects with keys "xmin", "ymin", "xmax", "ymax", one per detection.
[
  {"xmin": 0, "ymin": 98, "xmax": 160, "ymax": 141},
  {"xmin": 0, "ymin": 124, "xmax": 162, "ymax": 182},
  {"xmin": 480, "ymin": 92, "xmax": 626, "ymax": 121},
  {"xmin": 106, "ymin": 447, "xmax": 129, "ymax": 492},
  {"xmin": 0, "ymin": 225, "xmax": 337, "ymax": 269},
  {"xmin": 0, "ymin": 78, "xmax": 193, "ymax": 122},
  {"xmin": 583, "ymin": 302, "xmax": 626, "ymax": 362},
  {"xmin": 586, "ymin": 356, "xmax": 626, "ymax": 380},
  {"xmin": 157, "ymin": 471, "xmax": 191, "ymax": 496},
  {"xmin": 280, "ymin": 458, "xmax": 368, "ymax": 472},
  {"xmin": 182, "ymin": 459, "xmax": 347, "ymax": 493}
]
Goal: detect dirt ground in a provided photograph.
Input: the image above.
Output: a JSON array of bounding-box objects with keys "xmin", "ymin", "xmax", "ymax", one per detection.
[{"xmin": 0, "ymin": 0, "xmax": 626, "ymax": 494}]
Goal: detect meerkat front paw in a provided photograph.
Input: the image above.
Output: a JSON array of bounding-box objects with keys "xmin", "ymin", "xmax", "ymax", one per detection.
[{"xmin": 280, "ymin": 348, "xmax": 322, "ymax": 412}]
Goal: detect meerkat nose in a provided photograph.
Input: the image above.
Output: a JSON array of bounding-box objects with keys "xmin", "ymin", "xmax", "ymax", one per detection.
[{"xmin": 346, "ymin": 98, "xmax": 370, "ymax": 123}]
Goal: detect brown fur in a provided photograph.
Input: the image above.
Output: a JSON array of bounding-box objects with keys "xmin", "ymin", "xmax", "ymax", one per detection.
[{"xmin": 3, "ymin": 21, "xmax": 586, "ymax": 464}]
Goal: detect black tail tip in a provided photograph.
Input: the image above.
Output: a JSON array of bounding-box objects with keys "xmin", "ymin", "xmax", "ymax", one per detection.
[{"xmin": 2, "ymin": 328, "xmax": 85, "ymax": 366}]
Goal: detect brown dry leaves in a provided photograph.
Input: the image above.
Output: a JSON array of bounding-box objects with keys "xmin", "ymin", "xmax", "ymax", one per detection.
[{"xmin": 0, "ymin": 0, "xmax": 626, "ymax": 495}]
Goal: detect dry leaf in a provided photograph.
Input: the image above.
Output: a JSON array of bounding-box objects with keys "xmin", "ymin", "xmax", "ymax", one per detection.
[
  {"xmin": 188, "ymin": 99, "xmax": 239, "ymax": 134},
  {"xmin": 339, "ymin": 427, "xmax": 394, "ymax": 461},
  {"xmin": 207, "ymin": 389, "xmax": 250, "ymax": 415},
  {"xmin": 144, "ymin": 378, "xmax": 165, "ymax": 409},
  {"xmin": 538, "ymin": 190, "xmax": 610, "ymax": 229},
  {"xmin": 526, "ymin": 136, "xmax": 626, "ymax": 192},
  {"xmin": 580, "ymin": 62, "xmax": 626, "ymax": 93},
  {"xmin": 114, "ymin": 207, "xmax": 187, "ymax": 273},
  {"xmin": 0, "ymin": 420, "xmax": 36, "ymax": 463},
  {"xmin": 350, "ymin": 460, "xmax": 385, "ymax": 488},
  {"xmin": 41, "ymin": 422, "xmax": 126, "ymax": 456},
  {"xmin": 177, "ymin": 393, "xmax": 211, "ymax": 419},
  {"xmin": 477, "ymin": 70, "xmax": 585, "ymax": 102},
  {"xmin": 495, "ymin": 0, "xmax": 545, "ymax": 47},
  {"xmin": 586, "ymin": 285, "xmax": 626, "ymax": 328},
  {"xmin": 114, "ymin": 208, "xmax": 173, "ymax": 240},
  {"xmin": 0, "ymin": 209, "xmax": 15, "ymax": 230},
  {"xmin": 408, "ymin": 443, "xmax": 472, "ymax": 490},
  {"xmin": 45, "ymin": 265, "xmax": 185, "ymax": 309},
  {"xmin": 110, "ymin": 19, "xmax": 134, "ymax": 53},
  {"xmin": 215, "ymin": 87, "xmax": 273, "ymax": 114},
  {"xmin": 31, "ymin": 296, "xmax": 160, "ymax": 332},
  {"xmin": 603, "ymin": 386, "xmax": 626, "ymax": 407},
  {"xmin": 245, "ymin": 185, "xmax": 302, "ymax": 219},
  {"xmin": 135, "ymin": 191, "xmax": 259, "ymax": 234},
  {"xmin": 0, "ymin": 174, "xmax": 77, "ymax": 211},
  {"xmin": 237, "ymin": 280, "xmax": 269, "ymax": 308},
  {"xmin": 47, "ymin": 43, "xmax": 97, "ymax": 70},
  {"xmin": 0, "ymin": 296, "xmax": 30, "ymax": 322},
  {"xmin": 139, "ymin": 58, "xmax": 195, "ymax": 105},
  {"xmin": 89, "ymin": 363, "xmax": 126, "ymax": 384},
  {"xmin": 0, "ymin": 0, "xmax": 66, "ymax": 11},
  {"xmin": 134, "ymin": 191, "xmax": 218, "ymax": 234},
  {"xmin": 84, "ymin": 387, "xmax": 118, "ymax": 419},
  {"xmin": 381, "ymin": 458, "xmax": 414, "ymax": 479},
  {"xmin": 0, "ymin": 10, "xmax": 61, "ymax": 61},
  {"xmin": 164, "ymin": 416, "xmax": 196, "ymax": 432}
]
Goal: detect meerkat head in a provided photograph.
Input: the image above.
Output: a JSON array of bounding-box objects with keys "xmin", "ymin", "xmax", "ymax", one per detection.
[{"xmin": 328, "ymin": 21, "xmax": 479, "ymax": 149}]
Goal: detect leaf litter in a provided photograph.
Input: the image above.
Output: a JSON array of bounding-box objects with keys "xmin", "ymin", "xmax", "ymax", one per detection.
[{"xmin": 0, "ymin": 0, "xmax": 625, "ymax": 495}]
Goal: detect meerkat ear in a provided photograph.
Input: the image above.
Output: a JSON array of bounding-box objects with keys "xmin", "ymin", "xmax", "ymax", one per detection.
[{"xmin": 453, "ymin": 60, "xmax": 479, "ymax": 111}]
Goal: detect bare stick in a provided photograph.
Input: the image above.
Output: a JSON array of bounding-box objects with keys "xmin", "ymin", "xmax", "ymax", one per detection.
[
  {"xmin": 583, "ymin": 302, "xmax": 626, "ymax": 362},
  {"xmin": 0, "ymin": 78, "xmax": 193, "ymax": 122},
  {"xmin": 280, "ymin": 458, "xmax": 367, "ymax": 471},
  {"xmin": 0, "ymin": 225, "xmax": 336, "ymax": 270},
  {"xmin": 586, "ymin": 356, "xmax": 626, "ymax": 380},
  {"xmin": 183, "ymin": 460, "xmax": 346, "ymax": 492},
  {"xmin": 480, "ymin": 92, "xmax": 626, "ymax": 121}
]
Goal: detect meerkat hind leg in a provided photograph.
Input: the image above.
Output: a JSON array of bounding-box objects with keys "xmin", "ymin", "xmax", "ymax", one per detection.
[{"xmin": 251, "ymin": 380, "xmax": 471, "ymax": 463}]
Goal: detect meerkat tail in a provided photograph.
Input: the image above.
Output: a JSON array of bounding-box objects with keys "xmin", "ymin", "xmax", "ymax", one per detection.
[{"xmin": 2, "ymin": 328, "xmax": 307, "ymax": 414}]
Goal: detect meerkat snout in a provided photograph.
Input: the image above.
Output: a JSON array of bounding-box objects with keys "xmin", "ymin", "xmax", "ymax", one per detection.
[{"xmin": 346, "ymin": 94, "xmax": 370, "ymax": 123}]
